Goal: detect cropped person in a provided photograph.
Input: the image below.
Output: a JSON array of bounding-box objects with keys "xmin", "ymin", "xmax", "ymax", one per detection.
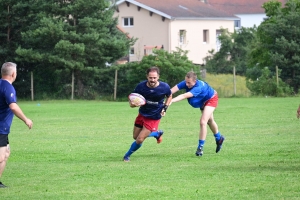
[
  {"xmin": 123, "ymin": 67, "xmax": 172, "ymax": 162},
  {"xmin": 170, "ymin": 71, "xmax": 224, "ymax": 156},
  {"xmin": 297, "ymin": 105, "xmax": 300, "ymax": 118},
  {"xmin": 0, "ymin": 62, "xmax": 33, "ymax": 188}
]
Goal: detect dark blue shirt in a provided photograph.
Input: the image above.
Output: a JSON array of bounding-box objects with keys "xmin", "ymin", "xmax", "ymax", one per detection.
[
  {"xmin": 134, "ymin": 80, "xmax": 171, "ymax": 120},
  {"xmin": 0, "ymin": 79, "xmax": 17, "ymax": 134},
  {"xmin": 177, "ymin": 80, "xmax": 215, "ymax": 109}
]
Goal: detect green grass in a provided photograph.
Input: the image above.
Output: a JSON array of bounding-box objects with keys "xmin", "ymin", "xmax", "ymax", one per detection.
[
  {"xmin": 204, "ymin": 73, "xmax": 251, "ymax": 97},
  {"xmin": 1, "ymin": 98, "xmax": 300, "ymax": 199}
]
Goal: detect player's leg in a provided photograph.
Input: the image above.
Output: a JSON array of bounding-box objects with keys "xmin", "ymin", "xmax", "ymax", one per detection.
[
  {"xmin": 124, "ymin": 115, "xmax": 144, "ymax": 162},
  {"xmin": 196, "ymin": 106, "xmax": 215, "ymax": 156},
  {"xmin": 0, "ymin": 135, "xmax": 10, "ymax": 188},
  {"xmin": 145, "ymin": 118, "xmax": 163, "ymax": 143},
  {"xmin": 124, "ymin": 126, "xmax": 142, "ymax": 161},
  {"xmin": 207, "ymin": 112, "xmax": 225, "ymax": 153},
  {"xmin": 147, "ymin": 130, "xmax": 164, "ymax": 143}
]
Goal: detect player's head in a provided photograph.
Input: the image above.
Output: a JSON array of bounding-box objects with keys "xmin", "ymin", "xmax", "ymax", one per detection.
[
  {"xmin": 146, "ymin": 67, "xmax": 160, "ymax": 88},
  {"xmin": 185, "ymin": 71, "xmax": 197, "ymax": 88},
  {"xmin": 1, "ymin": 62, "xmax": 17, "ymax": 82}
]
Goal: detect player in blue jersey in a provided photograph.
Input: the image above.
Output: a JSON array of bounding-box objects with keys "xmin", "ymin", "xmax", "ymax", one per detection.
[
  {"xmin": 0, "ymin": 62, "xmax": 33, "ymax": 188},
  {"xmin": 123, "ymin": 67, "xmax": 172, "ymax": 162},
  {"xmin": 171, "ymin": 71, "xmax": 224, "ymax": 156}
]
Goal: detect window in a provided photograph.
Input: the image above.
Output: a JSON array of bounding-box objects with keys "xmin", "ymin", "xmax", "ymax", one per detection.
[
  {"xmin": 179, "ymin": 30, "xmax": 186, "ymax": 45},
  {"xmin": 123, "ymin": 17, "xmax": 134, "ymax": 27},
  {"xmin": 130, "ymin": 47, "xmax": 134, "ymax": 55},
  {"xmin": 203, "ymin": 30, "xmax": 209, "ymax": 44},
  {"xmin": 234, "ymin": 20, "xmax": 241, "ymax": 28},
  {"xmin": 216, "ymin": 30, "xmax": 222, "ymax": 52}
]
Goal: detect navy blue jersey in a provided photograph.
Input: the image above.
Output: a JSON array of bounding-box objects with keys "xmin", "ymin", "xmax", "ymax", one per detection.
[
  {"xmin": 177, "ymin": 80, "xmax": 215, "ymax": 108},
  {"xmin": 0, "ymin": 79, "xmax": 17, "ymax": 134},
  {"xmin": 133, "ymin": 80, "xmax": 171, "ymax": 120}
]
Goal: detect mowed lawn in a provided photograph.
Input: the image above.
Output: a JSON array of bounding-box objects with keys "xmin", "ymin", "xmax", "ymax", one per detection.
[{"xmin": 1, "ymin": 97, "xmax": 299, "ymax": 200}]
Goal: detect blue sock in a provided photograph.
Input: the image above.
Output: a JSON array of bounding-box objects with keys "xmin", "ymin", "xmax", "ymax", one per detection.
[
  {"xmin": 214, "ymin": 132, "xmax": 221, "ymax": 141},
  {"xmin": 124, "ymin": 141, "xmax": 142, "ymax": 157},
  {"xmin": 198, "ymin": 140, "xmax": 205, "ymax": 149},
  {"xmin": 148, "ymin": 131, "xmax": 159, "ymax": 138}
]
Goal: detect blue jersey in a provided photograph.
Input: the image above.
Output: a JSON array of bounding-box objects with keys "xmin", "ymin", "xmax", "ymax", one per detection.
[
  {"xmin": 133, "ymin": 80, "xmax": 171, "ymax": 120},
  {"xmin": 0, "ymin": 79, "xmax": 17, "ymax": 134},
  {"xmin": 177, "ymin": 80, "xmax": 215, "ymax": 108}
]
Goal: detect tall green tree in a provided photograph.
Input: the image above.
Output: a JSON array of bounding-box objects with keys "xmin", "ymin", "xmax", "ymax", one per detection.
[
  {"xmin": 0, "ymin": 0, "xmax": 50, "ymax": 97},
  {"xmin": 204, "ymin": 27, "xmax": 256, "ymax": 76},
  {"xmin": 249, "ymin": 0, "xmax": 300, "ymax": 93},
  {"xmin": 16, "ymin": 0, "xmax": 134, "ymax": 98},
  {"xmin": 116, "ymin": 48, "xmax": 198, "ymax": 97}
]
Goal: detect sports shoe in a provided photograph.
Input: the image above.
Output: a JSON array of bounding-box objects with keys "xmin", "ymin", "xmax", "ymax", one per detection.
[
  {"xmin": 216, "ymin": 135, "xmax": 225, "ymax": 153},
  {"xmin": 123, "ymin": 156, "xmax": 130, "ymax": 162},
  {"xmin": 0, "ymin": 181, "xmax": 7, "ymax": 188},
  {"xmin": 195, "ymin": 147, "xmax": 203, "ymax": 156},
  {"xmin": 155, "ymin": 130, "xmax": 164, "ymax": 144}
]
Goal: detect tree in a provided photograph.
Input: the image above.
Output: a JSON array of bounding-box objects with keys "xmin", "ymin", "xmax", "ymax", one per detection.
[
  {"xmin": 249, "ymin": 0, "xmax": 300, "ymax": 93},
  {"xmin": 0, "ymin": 0, "xmax": 50, "ymax": 98},
  {"xmin": 204, "ymin": 27, "xmax": 256, "ymax": 76},
  {"xmin": 116, "ymin": 48, "xmax": 198, "ymax": 97},
  {"xmin": 16, "ymin": 0, "xmax": 135, "ymax": 98}
]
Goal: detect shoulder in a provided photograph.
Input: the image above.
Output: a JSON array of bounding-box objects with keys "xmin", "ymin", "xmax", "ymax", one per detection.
[
  {"xmin": 135, "ymin": 80, "xmax": 147, "ymax": 89},
  {"xmin": 0, "ymin": 80, "xmax": 13, "ymax": 89},
  {"xmin": 159, "ymin": 81, "xmax": 170, "ymax": 87}
]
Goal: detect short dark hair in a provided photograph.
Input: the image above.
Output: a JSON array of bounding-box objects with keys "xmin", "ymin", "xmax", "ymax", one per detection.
[
  {"xmin": 186, "ymin": 71, "xmax": 197, "ymax": 80},
  {"xmin": 146, "ymin": 66, "xmax": 160, "ymax": 75}
]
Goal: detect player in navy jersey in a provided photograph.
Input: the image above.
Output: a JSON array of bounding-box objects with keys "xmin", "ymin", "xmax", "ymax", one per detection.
[
  {"xmin": 123, "ymin": 67, "xmax": 172, "ymax": 162},
  {"xmin": 0, "ymin": 62, "xmax": 33, "ymax": 188},
  {"xmin": 171, "ymin": 71, "xmax": 224, "ymax": 156}
]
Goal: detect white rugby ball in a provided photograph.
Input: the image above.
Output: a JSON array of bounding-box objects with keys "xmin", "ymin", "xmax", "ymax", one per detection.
[{"xmin": 128, "ymin": 93, "xmax": 146, "ymax": 106}]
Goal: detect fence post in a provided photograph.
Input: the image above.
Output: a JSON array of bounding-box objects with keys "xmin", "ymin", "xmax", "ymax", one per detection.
[
  {"xmin": 31, "ymin": 72, "xmax": 34, "ymax": 101},
  {"xmin": 276, "ymin": 65, "xmax": 278, "ymax": 86},
  {"xmin": 71, "ymin": 71, "xmax": 74, "ymax": 100},
  {"xmin": 233, "ymin": 66, "xmax": 236, "ymax": 96},
  {"xmin": 114, "ymin": 69, "xmax": 118, "ymax": 100}
]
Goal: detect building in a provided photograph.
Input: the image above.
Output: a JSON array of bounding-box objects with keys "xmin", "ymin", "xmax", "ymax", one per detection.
[
  {"xmin": 113, "ymin": 0, "xmax": 238, "ymax": 65},
  {"xmin": 206, "ymin": 0, "xmax": 288, "ymax": 28}
]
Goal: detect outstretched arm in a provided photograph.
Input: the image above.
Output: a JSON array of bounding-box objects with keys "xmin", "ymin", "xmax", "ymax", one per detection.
[
  {"xmin": 172, "ymin": 92, "xmax": 193, "ymax": 103},
  {"xmin": 171, "ymin": 85, "xmax": 179, "ymax": 94}
]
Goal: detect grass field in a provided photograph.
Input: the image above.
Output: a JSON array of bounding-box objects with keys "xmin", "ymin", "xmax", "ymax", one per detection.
[
  {"xmin": 1, "ymin": 98, "xmax": 300, "ymax": 199},
  {"xmin": 205, "ymin": 73, "xmax": 251, "ymax": 97}
]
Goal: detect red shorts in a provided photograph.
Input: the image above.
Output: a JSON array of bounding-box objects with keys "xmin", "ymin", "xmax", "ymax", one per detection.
[
  {"xmin": 134, "ymin": 113, "xmax": 161, "ymax": 132},
  {"xmin": 202, "ymin": 92, "xmax": 218, "ymax": 110}
]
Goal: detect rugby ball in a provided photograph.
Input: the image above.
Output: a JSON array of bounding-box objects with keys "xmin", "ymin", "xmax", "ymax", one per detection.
[{"xmin": 128, "ymin": 93, "xmax": 146, "ymax": 106}]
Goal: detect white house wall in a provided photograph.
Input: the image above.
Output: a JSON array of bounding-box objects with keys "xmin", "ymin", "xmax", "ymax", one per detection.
[
  {"xmin": 236, "ymin": 14, "xmax": 266, "ymax": 28},
  {"xmin": 113, "ymin": 3, "xmax": 169, "ymax": 62},
  {"xmin": 170, "ymin": 19, "xmax": 234, "ymax": 64},
  {"xmin": 114, "ymin": 3, "xmax": 235, "ymax": 64}
]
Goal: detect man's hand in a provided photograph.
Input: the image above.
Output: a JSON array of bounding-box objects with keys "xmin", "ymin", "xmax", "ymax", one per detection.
[
  {"xmin": 129, "ymin": 100, "xmax": 140, "ymax": 108},
  {"xmin": 25, "ymin": 118, "xmax": 33, "ymax": 129}
]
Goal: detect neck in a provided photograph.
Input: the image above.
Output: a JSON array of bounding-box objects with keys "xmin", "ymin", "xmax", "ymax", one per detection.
[{"xmin": 2, "ymin": 77, "xmax": 12, "ymax": 84}]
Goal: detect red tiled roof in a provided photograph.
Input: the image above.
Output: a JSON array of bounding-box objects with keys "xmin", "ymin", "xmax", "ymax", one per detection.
[
  {"xmin": 116, "ymin": 25, "xmax": 131, "ymax": 38},
  {"xmin": 128, "ymin": 0, "xmax": 238, "ymax": 19},
  {"xmin": 206, "ymin": 0, "xmax": 288, "ymax": 15}
]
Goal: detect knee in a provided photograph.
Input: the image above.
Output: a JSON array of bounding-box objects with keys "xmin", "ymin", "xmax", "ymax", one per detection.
[
  {"xmin": 135, "ymin": 137, "xmax": 145, "ymax": 144},
  {"xmin": 200, "ymin": 119, "xmax": 208, "ymax": 127},
  {"xmin": 0, "ymin": 153, "xmax": 9, "ymax": 163}
]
